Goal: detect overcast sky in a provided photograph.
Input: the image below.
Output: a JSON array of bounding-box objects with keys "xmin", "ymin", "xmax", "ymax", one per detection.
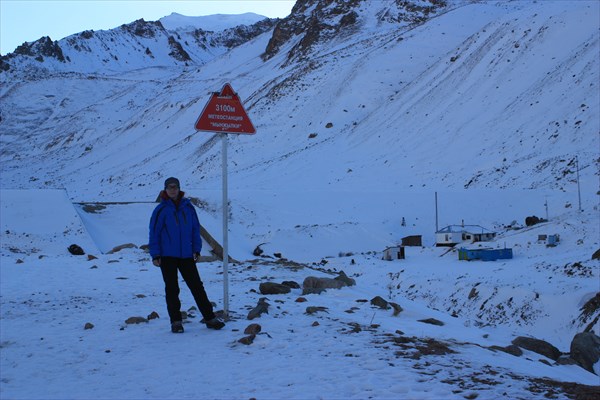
[{"xmin": 0, "ymin": 0, "xmax": 296, "ymax": 55}]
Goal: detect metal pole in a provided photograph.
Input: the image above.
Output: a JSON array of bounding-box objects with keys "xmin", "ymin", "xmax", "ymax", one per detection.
[
  {"xmin": 435, "ymin": 191, "xmax": 439, "ymax": 232},
  {"xmin": 221, "ymin": 133, "xmax": 229, "ymax": 318},
  {"xmin": 575, "ymin": 156, "xmax": 582, "ymax": 212}
]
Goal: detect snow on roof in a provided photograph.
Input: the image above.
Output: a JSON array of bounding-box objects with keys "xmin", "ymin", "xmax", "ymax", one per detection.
[{"xmin": 436, "ymin": 224, "xmax": 495, "ymax": 234}]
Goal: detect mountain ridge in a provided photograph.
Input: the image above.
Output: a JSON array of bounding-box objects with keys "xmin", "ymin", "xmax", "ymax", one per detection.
[
  {"xmin": 0, "ymin": 14, "xmax": 278, "ymax": 74},
  {"xmin": 0, "ymin": 0, "xmax": 598, "ymax": 205}
]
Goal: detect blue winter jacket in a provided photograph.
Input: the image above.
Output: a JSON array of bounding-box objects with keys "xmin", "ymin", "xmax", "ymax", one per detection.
[{"xmin": 149, "ymin": 192, "xmax": 202, "ymax": 259}]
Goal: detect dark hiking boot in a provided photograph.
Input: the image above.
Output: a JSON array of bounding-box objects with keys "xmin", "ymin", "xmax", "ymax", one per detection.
[
  {"xmin": 171, "ymin": 321, "xmax": 184, "ymax": 333},
  {"xmin": 205, "ymin": 317, "xmax": 225, "ymax": 330}
]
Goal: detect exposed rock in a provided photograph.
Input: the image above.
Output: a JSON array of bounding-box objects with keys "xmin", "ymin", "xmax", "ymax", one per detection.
[
  {"xmin": 418, "ymin": 318, "xmax": 445, "ymax": 326},
  {"xmin": 259, "ymin": 282, "xmax": 291, "ymax": 295},
  {"xmin": 577, "ymin": 293, "xmax": 600, "ymax": 333},
  {"xmin": 68, "ymin": 244, "xmax": 85, "ymax": 255},
  {"xmin": 370, "ymin": 296, "xmax": 389, "ymax": 309},
  {"xmin": 84, "ymin": 322, "xmax": 94, "ymax": 330},
  {"xmin": 167, "ymin": 36, "xmax": 191, "ymax": 62},
  {"xmin": 147, "ymin": 311, "xmax": 160, "ymax": 320},
  {"xmin": 238, "ymin": 334, "xmax": 256, "ymax": 345},
  {"xmin": 468, "ymin": 287, "xmax": 478, "ymax": 300},
  {"xmin": 253, "ymin": 244, "xmax": 265, "ymax": 256},
  {"xmin": 305, "ymin": 306, "xmax": 328, "ymax": 315},
  {"xmin": 244, "ymin": 323, "xmax": 262, "ymax": 335},
  {"xmin": 247, "ymin": 298, "xmax": 269, "ymax": 320},
  {"xmin": 262, "ymin": 0, "xmax": 447, "ymax": 63},
  {"xmin": 107, "ymin": 243, "xmax": 137, "ymax": 254},
  {"xmin": 302, "ymin": 274, "xmax": 350, "ymax": 295},
  {"xmin": 13, "ymin": 36, "xmax": 65, "ymax": 62},
  {"xmin": 555, "ymin": 355, "xmax": 578, "ymax": 366},
  {"xmin": 334, "ymin": 270, "xmax": 356, "ymax": 286},
  {"xmin": 512, "ymin": 336, "xmax": 561, "ymax": 361},
  {"xmin": 592, "ymin": 248, "xmax": 600, "ymax": 260},
  {"xmin": 87, "ymin": 254, "xmax": 98, "ymax": 261},
  {"xmin": 489, "ymin": 344, "xmax": 523, "ymax": 357},
  {"xmin": 121, "ymin": 19, "xmax": 162, "ymax": 38},
  {"xmin": 570, "ymin": 332, "xmax": 600, "ymax": 374},
  {"xmin": 125, "ymin": 316, "xmax": 148, "ymax": 324},
  {"xmin": 414, "ymin": 338, "xmax": 456, "ymax": 358},
  {"xmin": 281, "ymin": 280, "xmax": 301, "ymax": 289},
  {"xmin": 390, "ymin": 302, "xmax": 403, "ymax": 316}
]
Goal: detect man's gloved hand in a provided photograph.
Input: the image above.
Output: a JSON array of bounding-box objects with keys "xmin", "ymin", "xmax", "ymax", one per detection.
[
  {"xmin": 194, "ymin": 252, "xmax": 200, "ymax": 263},
  {"xmin": 152, "ymin": 256, "xmax": 161, "ymax": 267}
]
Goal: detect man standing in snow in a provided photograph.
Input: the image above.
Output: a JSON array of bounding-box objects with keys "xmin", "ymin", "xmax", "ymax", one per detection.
[{"xmin": 149, "ymin": 177, "xmax": 225, "ymax": 333}]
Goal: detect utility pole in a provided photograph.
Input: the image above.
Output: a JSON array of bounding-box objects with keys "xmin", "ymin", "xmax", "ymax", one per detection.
[
  {"xmin": 435, "ymin": 191, "xmax": 439, "ymax": 232},
  {"xmin": 575, "ymin": 156, "xmax": 582, "ymax": 212}
]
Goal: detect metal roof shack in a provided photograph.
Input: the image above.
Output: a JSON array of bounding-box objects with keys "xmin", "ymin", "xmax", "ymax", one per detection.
[{"xmin": 401, "ymin": 235, "xmax": 422, "ymax": 247}]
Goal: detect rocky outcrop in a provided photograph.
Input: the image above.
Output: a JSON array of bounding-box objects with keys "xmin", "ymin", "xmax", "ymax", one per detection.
[
  {"xmin": 570, "ymin": 332, "xmax": 600, "ymax": 374},
  {"xmin": 262, "ymin": 0, "xmax": 448, "ymax": 63},
  {"xmin": 512, "ymin": 336, "xmax": 562, "ymax": 361},
  {"xmin": 302, "ymin": 271, "xmax": 356, "ymax": 295}
]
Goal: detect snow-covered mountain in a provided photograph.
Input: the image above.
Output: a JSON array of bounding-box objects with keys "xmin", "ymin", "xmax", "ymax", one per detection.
[
  {"xmin": 0, "ymin": 13, "xmax": 277, "ymax": 73},
  {"xmin": 1, "ymin": 0, "xmax": 597, "ymax": 201},
  {"xmin": 0, "ymin": 1, "xmax": 599, "ymax": 397},
  {"xmin": 159, "ymin": 11, "xmax": 268, "ymax": 31}
]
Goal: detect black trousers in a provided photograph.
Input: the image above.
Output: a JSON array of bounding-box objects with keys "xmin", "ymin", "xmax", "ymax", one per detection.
[{"xmin": 159, "ymin": 257, "xmax": 216, "ymax": 323}]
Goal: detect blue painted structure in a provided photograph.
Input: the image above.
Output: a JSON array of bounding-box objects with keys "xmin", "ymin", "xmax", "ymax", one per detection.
[{"xmin": 458, "ymin": 247, "xmax": 513, "ymax": 261}]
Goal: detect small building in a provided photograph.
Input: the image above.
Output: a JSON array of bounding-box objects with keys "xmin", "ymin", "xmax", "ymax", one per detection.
[
  {"xmin": 383, "ymin": 246, "xmax": 405, "ymax": 261},
  {"xmin": 401, "ymin": 235, "xmax": 422, "ymax": 247},
  {"xmin": 546, "ymin": 234, "xmax": 560, "ymax": 247},
  {"xmin": 435, "ymin": 224, "xmax": 496, "ymax": 247},
  {"xmin": 538, "ymin": 234, "xmax": 560, "ymax": 247},
  {"xmin": 458, "ymin": 247, "xmax": 513, "ymax": 261}
]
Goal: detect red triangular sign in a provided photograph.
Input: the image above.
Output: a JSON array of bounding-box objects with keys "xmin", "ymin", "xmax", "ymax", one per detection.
[{"xmin": 195, "ymin": 83, "xmax": 256, "ymax": 134}]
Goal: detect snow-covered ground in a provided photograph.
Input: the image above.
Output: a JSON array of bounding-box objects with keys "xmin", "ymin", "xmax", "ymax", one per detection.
[{"xmin": 1, "ymin": 188, "xmax": 598, "ymax": 399}]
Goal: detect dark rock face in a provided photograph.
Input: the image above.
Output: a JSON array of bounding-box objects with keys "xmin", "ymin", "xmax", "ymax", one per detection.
[
  {"xmin": 259, "ymin": 282, "xmax": 292, "ymax": 295},
  {"xmin": 121, "ymin": 19, "xmax": 163, "ymax": 38},
  {"xmin": 10, "ymin": 36, "xmax": 66, "ymax": 63},
  {"xmin": 570, "ymin": 332, "xmax": 600, "ymax": 374},
  {"xmin": 262, "ymin": 0, "xmax": 447, "ymax": 62},
  {"xmin": 512, "ymin": 336, "xmax": 561, "ymax": 361},
  {"xmin": 168, "ymin": 36, "xmax": 192, "ymax": 62}
]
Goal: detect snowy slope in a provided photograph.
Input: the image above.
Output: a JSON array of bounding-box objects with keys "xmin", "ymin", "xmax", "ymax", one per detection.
[
  {"xmin": 159, "ymin": 12, "xmax": 268, "ymax": 31},
  {"xmin": 0, "ymin": 0, "xmax": 597, "ymax": 202}
]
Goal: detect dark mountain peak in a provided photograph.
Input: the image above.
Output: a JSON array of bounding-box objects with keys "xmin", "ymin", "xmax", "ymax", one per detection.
[
  {"xmin": 3, "ymin": 36, "xmax": 66, "ymax": 66},
  {"xmin": 262, "ymin": 0, "xmax": 448, "ymax": 63},
  {"xmin": 119, "ymin": 18, "xmax": 166, "ymax": 38}
]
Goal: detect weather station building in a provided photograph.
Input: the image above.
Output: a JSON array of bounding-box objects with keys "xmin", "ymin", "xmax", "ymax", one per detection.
[{"xmin": 435, "ymin": 224, "xmax": 496, "ymax": 247}]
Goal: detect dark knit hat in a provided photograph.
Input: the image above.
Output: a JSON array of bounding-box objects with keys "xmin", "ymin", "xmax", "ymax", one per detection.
[{"xmin": 164, "ymin": 177, "xmax": 180, "ymax": 188}]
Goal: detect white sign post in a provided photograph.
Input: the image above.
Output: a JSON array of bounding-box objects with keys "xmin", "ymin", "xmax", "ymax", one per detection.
[
  {"xmin": 194, "ymin": 83, "xmax": 256, "ymax": 318},
  {"xmin": 221, "ymin": 133, "xmax": 229, "ymax": 315}
]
